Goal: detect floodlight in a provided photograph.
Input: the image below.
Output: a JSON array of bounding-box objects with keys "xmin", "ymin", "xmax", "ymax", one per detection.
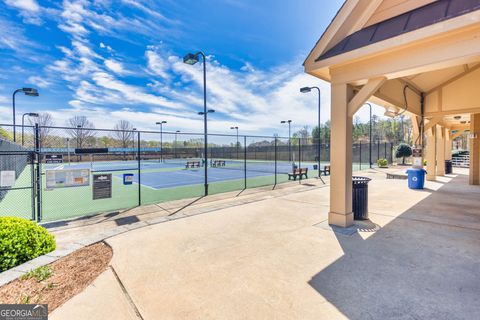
[
  {"xmin": 183, "ymin": 53, "xmax": 199, "ymax": 65},
  {"xmin": 300, "ymin": 87, "xmax": 311, "ymax": 93}
]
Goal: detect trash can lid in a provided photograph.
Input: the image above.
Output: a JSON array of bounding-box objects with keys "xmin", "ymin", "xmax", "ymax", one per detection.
[{"xmin": 352, "ymin": 176, "xmax": 371, "ymax": 183}]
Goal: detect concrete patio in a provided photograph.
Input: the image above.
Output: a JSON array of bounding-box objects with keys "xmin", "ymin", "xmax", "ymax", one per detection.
[{"xmin": 51, "ymin": 168, "xmax": 480, "ymax": 319}]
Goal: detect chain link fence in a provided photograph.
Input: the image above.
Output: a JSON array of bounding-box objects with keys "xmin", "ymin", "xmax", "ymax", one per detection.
[{"xmin": 0, "ymin": 124, "xmax": 394, "ymax": 222}]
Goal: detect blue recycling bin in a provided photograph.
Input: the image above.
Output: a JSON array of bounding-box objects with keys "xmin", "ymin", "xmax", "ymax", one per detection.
[{"xmin": 406, "ymin": 169, "xmax": 426, "ymax": 189}]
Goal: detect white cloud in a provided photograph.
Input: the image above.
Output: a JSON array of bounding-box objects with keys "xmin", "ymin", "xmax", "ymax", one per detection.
[
  {"xmin": 104, "ymin": 59, "xmax": 125, "ymax": 75},
  {"xmin": 145, "ymin": 49, "xmax": 169, "ymax": 79},
  {"xmin": 5, "ymin": 0, "xmax": 40, "ymax": 12},
  {"xmin": 91, "ymin": 72, "xmax": 184, "ymax": 110},
  {"xmin": 4, "ymin": 0, "xmax": 43, "ymax": 25},
  {"xmin": 99, "ymin": 42, "xmax": 112, "ymax": 52},
  {"xmin": 27, "ymin": 76, "xmax": 52, "ymax": 88}
]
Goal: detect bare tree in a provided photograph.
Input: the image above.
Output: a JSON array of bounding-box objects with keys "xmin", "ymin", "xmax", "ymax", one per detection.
[
  {"xmin": 112, "ymin": 120, "xmax": 134, "ymax": 148},
  {"xmin": 112, "ymin": 120, "xmax": 134, "ymax": 159},
  {"xmin": 67, "ymin": 116, "xmax": 96, "ymax": 148},
  {"xmin": 29, "ymin": 113, "xmax": 55, "ymax": 147}
]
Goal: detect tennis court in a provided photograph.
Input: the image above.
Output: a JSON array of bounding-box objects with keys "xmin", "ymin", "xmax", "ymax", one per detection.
[{"xmin": 0, "ymin": 157, "xmax": 373, "ymax": 222}]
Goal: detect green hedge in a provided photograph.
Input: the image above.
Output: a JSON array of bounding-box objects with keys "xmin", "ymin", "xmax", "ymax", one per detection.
[{"xmin": 0, "ymin": 217, "xmax": 56, "ymax": 272}]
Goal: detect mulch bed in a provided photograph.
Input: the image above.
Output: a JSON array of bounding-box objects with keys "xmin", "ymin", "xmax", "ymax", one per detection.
[{"xmin": 0, "ymin": 242, "xmax": 112, "ymax": 312}]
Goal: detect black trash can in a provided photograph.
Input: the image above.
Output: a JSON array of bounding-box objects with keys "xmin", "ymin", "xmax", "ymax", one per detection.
[
  {"xmin": 352, "ymin": 176, "xmax": 371, "ymax": 220},
  {"xmin": 445, "ymin": 160, "xmax": 453, "ymax": 174}
]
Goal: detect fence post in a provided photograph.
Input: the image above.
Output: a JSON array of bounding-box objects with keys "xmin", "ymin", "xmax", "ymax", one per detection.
[
  {"xmin": 30, "ymin": 152, "xmax": 35, "ymax": 221},
  {"xmin": 274, "ymin": 138, "xmax": 277, "ymax": 186},
  {"xmin": 384, "ymin": 142, "xmax": 387, "ymax": 161},
  {"xmin": 298, "ymin": 138, "xmax": 301, "ymax": 169},
  {"xmin": 137, "ymin": 131, "xmax": 141, "ymax": 206},
  {"xmin": 390, "ymin": 143, "xmax": 394, "ymax": 164},
  {"xmin": 34, "ymin": 124, "xmax": 42, "ymax": 222},
  {"xmin": 359, "ymin": 142, "xmax": 362, "ymax": 171},
  {"xmin": 244, "ymin": 136, "xmax": 247, "ymax": 189},
  {"xmin": 377, "ymin": 139, "xmax": 380, "ymax": 162}
]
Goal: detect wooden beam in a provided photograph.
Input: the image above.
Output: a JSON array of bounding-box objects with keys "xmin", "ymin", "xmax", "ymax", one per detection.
[
  {"xmin": 450, "ymin": 124, "xmax": 470, "ymax": 131},
  {"xmin": 347, "ymin": 77, "xmax": 387, "ymax": 117},
  {"xmin": 451, "ymin": 129, "xmax": 466, "ymax": 140},
  {"xmin": 424, "ymin": 117, "xmax": 442, "ymax": 132}
]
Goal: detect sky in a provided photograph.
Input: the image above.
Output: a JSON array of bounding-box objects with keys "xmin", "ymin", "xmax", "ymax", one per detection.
[{"xmin": 0, "ymin": 0, "xmax": 387, "ymax": 137}]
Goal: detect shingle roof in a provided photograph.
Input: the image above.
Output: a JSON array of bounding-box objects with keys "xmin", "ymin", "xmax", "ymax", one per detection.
[{"xmin": 316, "ymin": 0, "xmax": 480, "ymax": 62}]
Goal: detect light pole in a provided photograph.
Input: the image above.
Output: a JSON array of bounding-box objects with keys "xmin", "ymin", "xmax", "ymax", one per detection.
[
  {"xmin": 155, "ymin": 121, "xmax": 167, "ymax": 162},
  {"xmin": 184, "ymin": 51, "xmax": 212, "ymax": 196},
  {"xmin": 175, "ymin": 130, "xmax": 180, "ymax": 159},
  {"xmin": 280, "ymin": 120, "xmax": 292, "ymax": 162},
  {"xmin": 21, "ymin": 112, "xmax": 39, "ymax": 146},
  {"xmin": 230, "ymin": 126, "xmax": 239, "ymax": 159},
  {"xmin": 13, "ymin": 88, "xmax": 39, "ymax": 142},
  {"xmin": 300, "ymin": 86, "xmax": 322, "ymax": 178}
]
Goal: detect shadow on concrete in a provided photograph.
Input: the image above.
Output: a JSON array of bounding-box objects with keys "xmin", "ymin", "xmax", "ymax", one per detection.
[
  {"xmin": 167, "ymin": 196, "xmax": 204, "ymax": 216},
  {"xmin": 308, "ymin": 174, "xmax": 480, "ymax": 319}
]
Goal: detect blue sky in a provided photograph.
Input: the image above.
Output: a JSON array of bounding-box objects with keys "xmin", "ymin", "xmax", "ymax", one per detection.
[{"xmin": 0, "ymin": 0, "xmax": 387, "ymax": 136}]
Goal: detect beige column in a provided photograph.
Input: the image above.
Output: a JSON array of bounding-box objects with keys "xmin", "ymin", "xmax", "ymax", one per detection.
[
  {"xmin": 426, "ymin": 127, "xmax": 436, "ymax": 181},
  {"xmin": 329, "ymin": 82, "xmax": 354, "ymax": 227},
  {"xmin": 469, "ymin": 114, "xmax": 480, "ymax": 185},
  {"xmin": 444, "ymin": 128, "xmax": 452, "ymax": 161},
  {"xmin": 436, "ymin": 126, "xmax": 445, "ymax": 176}
]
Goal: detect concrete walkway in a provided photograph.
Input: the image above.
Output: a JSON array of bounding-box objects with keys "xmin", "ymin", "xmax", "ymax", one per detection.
[{"xmin": 51, "ymin": 169, "xmax": 480, "ymax": 319}]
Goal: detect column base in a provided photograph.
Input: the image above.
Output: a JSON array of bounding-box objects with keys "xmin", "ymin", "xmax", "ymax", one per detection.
[
  {"xmin": 436, "ymin": 170, "xmax": 445, "ymax": 176},
  {"xmin": 328, "ymin": 211, "xmax": 354, "ymax": 228},
  {"xmin": 426, "ymin": 175, "xmax": 436, "ymax": 181}
]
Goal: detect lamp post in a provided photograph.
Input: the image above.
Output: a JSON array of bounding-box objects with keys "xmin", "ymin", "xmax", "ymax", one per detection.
[
  {"xmin": 21, "ymin": 112, "xmax": 39, "ymax": 146},
  {"xmin": 175, "ymin": 130, "xmax": 180, "ymax": 159},
  {"xmin": 184, "ymin": 51, "xmax": 212, "ymax": 196},
  {"xmin": 155, "ymin": 121, "xmax": 167, "ymax": 162},
  {"xmin": 280, "ymin": 120, "xmax": 292, "ymax": 162},
  {"xmin": 364, "ymin": 103, "xmax": 373, "ymax": 168},
  {"xmin": 12, "ymin": 88, "xmax": 39, "ymax": 142},
  {"xmin": 300, "ymin": 86, "xmax": 322, "ymax": 178},
  {"xmin": 230, "ymin": 126, "xmax": 239, "ymax": 159}
]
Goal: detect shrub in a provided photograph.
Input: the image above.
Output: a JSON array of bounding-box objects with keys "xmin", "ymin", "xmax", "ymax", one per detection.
[
  {"xmin": 0, "ymin": 217, "xmax": 56, "ymax": 272},
  {"xmin": 377, "ymin": 158, "xmax": 388, "ymax": 167},
  {"xmin": 395, "ymin": 143, "xmax": 413, "ymax": 165}
]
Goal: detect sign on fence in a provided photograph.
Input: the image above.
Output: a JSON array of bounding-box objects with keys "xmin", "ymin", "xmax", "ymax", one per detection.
[
  {"xmin": 0, "ymin": 171, "xmax": 15, "ymax": 187},
  {"xmin": 45, "ymin": 169, "xmax": 90, "ymax": 189},
  {"xmin": 123, "ymin": 173, "xmax": 134, "ymax": 185},
  {"xmin": 93, "ymin": 174, "xmax": 112, "ymax": 200},
  {"xmin": 45, "ymin": 154, "xmax": 63, "ymax": 164}
]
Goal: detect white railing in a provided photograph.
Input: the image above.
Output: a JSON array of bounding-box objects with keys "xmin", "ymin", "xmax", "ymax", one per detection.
[{"xmin": 451, "ymin": 155, "xmax": 469, "ymax": 167}]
